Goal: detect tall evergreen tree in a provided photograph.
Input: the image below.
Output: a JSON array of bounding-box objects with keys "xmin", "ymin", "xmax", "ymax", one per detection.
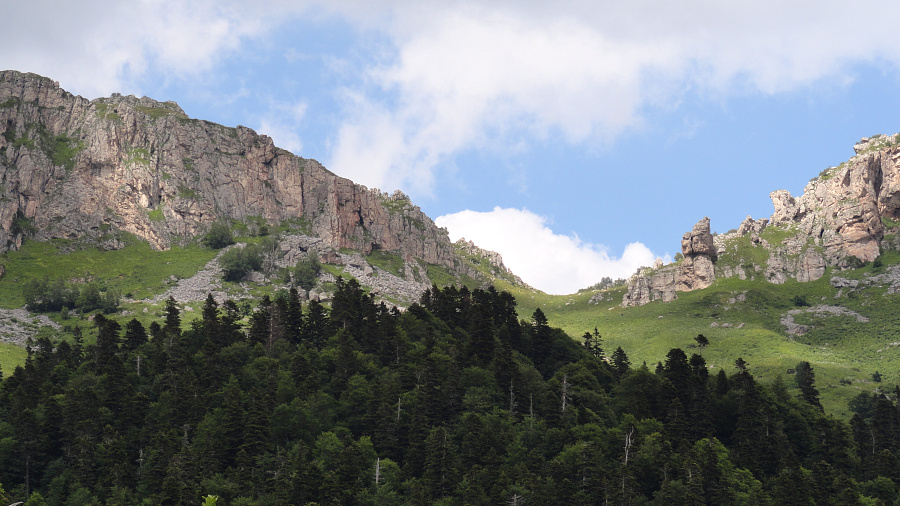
[{"xmin": 794, "ymin": 361, "xmax": 822, "ymax": 410}]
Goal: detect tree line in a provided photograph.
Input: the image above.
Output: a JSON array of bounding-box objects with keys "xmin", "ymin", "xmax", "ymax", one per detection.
[{"xmin": 0, "ymin": 280, "xmax": 898, "ymax": 504}]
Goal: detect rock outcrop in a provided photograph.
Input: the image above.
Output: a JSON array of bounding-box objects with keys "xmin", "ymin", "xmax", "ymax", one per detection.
[
  {"xmin": 621, "ymin": 264, "xmax": 678, "ymax": 306},
  {"xmin": 622, "ymin": 217, "xmax": 716, "ymax": 306},
  {"xmin": 453, "ymin": 238, "xmax": 527, "ymax": 286},
  {"xmin": 624, "ymin": 133, "xmax": 900, "ymax": 306},
  {"xmin": 677, "ymin": 217, "xmax": 717, "ymax": 291},
  {"xmin": 766, "ymin": 134, "xmax": 900, "ymax": 266},
  {"xmin": 0, "ymin": 71, "xmax": 464, "ymax": 273}
]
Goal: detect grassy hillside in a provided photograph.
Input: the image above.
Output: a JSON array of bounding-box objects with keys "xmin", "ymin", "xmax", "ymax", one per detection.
[
  {"xmin": 2, "ymin": 229, "xmax": 899, "ymax": 416},
  {"xmin": 506, "ymin": 246, "xmax": 900, "ymax": 418},
  {"xmin": 0, "ymin": 233, "xmax": 216, "ymax": 308}
]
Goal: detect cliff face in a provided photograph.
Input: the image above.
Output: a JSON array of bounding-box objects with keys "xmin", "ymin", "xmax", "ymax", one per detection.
[
  {"xmin": 0, "ymin": 71, "xmax": 457, "ymax": 269},
  {"xmin": 767, "ymin": 135, "xmax": 900, "ymax": 265},
  {"xmin": 623, "ymin": 133, "xmax": 900, "ymax": 306}
]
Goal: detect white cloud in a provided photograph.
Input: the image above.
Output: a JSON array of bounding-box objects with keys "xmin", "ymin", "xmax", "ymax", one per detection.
[
  {"xmin": 436, "ymin": 207, "xmax": 660, "ymax": 294},
  {"xmin": 0, "ymin": 0, "xmax": 270, "ymax": 98},
  {"xmin": 323, "ymin": 0, "xmax": 900, "ymax": 195},
  {"xmin": 9, "ymin": 1, "xmax": 900, "ymax": 208}
]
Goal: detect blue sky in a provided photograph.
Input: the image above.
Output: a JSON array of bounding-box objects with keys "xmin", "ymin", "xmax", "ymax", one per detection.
[{"xmin": 7, "ymin": 1, "xmax": 900, "ymax": 293}]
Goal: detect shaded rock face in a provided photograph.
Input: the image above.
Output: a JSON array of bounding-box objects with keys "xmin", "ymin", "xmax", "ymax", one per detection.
[{"xmin": 0, "ymin": 71, "xmax": 458, "ymax": 270}]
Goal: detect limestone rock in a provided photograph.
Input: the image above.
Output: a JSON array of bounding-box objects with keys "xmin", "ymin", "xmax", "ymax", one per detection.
[
  {"xmin": 623, "ymin": 217, "xmax": 717, "ymax": 306},
  {"xmin": 767, "ymin": 139, "xmax": 900, "ymax": 264},
  {"xmin": 0, "ymin": 71, "xmax": 473, "ymax": 280},
  {"xmin": 677, "ymin": 254, "xmax": 716, "ymax": 291},
  {"xmin": 795, "ymin": 249, "xmax": 827, "ymax": 283},
  {"xmin": 681, "ymin": 217, "xmax": 717, "ymax": 260},
  {"xmin": 621, "ymin": 264, "xmax": 678, "ymax": 307},
  {"xmin": 770, "ymin": 190, "xmax": 798, "ymax": 225},
  {"xmin": 676, "ymin": 217, "xmax": 717, "ymax": 291}
]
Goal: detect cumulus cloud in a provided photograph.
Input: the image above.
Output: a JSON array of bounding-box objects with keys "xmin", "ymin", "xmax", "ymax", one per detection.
[
  {"xmin": 8, "ymin": 1, "xmax": 900, "ymax": 183},
  {"xmin": 436, "ymin": 207, "xmax": 660, "ymax": 294},
  {"xmin": 0, "ymin": 0, "xmax": 269, "ymax": 98},
  {"xmin": 325, "ymin": 0, "xmax": 900, "ymax": 193}
]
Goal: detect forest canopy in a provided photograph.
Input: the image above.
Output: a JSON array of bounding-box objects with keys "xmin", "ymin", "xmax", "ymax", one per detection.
[{"xmin": 0, "ymin": 279, "xmax": 898, "ymax": 504}]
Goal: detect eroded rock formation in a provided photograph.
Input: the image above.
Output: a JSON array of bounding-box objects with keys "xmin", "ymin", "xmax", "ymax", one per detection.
[
  {"xmin": 767, "ymin": 134, "xmax": 900, "ymax": 266},
  {"xmin": 622, "ymin": 217, "xmax": 717, "ymax": 306},
  {"xmin": 624, "ymin": 133, "xmax": 900, "ymax": 306},
  {"xmin": 677, "ymin": 217, "xmax": 717, "ymax": 291},
  {"xmin": 0, "ymin": 71, "xmax": 462, "ymax": 272}
]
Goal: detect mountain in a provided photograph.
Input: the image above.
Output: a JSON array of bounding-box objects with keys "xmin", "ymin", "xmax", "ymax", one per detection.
[
  {"xmin": 1, "ymin": 70, "xmax": 898, "ymax": 418},
  {"xmin": 0, "ymin": 70, "xmax": 520, "ymax": 305},
  {"xmin": 622, "ymin": 133, "xmax": 900, "ymax": 306}
]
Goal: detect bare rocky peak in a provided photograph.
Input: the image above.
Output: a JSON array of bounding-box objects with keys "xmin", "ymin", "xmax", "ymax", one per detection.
[
  {"xmin": 624, "ymin": 132, "xmax": 900, "ymax": 306},
  {"xmin": 0, "ymin": 70, "xmax": 470, "ymax": 276},
  {"xmin": 765, "ymin": 134, "xmax": 900, "ymax": 266}
]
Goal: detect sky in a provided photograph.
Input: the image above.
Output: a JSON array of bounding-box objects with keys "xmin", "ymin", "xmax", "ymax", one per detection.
[{"xmin": 6, "ymin": 1, "xmax": 900, "ymax": 294}]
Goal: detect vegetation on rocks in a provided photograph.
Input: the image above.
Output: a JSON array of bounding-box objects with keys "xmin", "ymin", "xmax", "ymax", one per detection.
[{"xmin": 202, "ymin": 221, "xmax": 236, "ymax": 250}]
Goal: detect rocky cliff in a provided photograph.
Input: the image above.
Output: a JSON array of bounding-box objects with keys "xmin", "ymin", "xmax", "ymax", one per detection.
[
  {"xmin": 622, "ymin": 217, "xmax": 717, "ymax": 306},
  {"xmin": 622, "ymin": 133, "xmax": 900, "ymax": 306},
  {"xmin": 0, "ymin": 71, "xmax": 464, "ymax": 272}
]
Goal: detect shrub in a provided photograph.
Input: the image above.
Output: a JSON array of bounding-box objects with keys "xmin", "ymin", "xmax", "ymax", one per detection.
[
  {"xmin": 293, "ymin": 254, "xmax": 321, "ymax": 291},
  {"xmin": 220, "ymin": 244, "xmax": 263, "ymax": 281},
  {"xmin": 844, "ymin": 256, "xmax": 866, "ymax": 270},
  {"xmin": 791, "ymin": 295, "xmax": 810, "ymax": 307},
  {"xmin": 203, "ymin": 221, "xmax": 235, "ymax": 249},
  {"xmin": 23, "ymin": 277, "xmax": 120, "ymax": 313}
]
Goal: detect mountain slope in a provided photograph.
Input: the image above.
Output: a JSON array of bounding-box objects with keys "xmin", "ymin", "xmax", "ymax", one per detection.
[{"xmin": 0, "ymin": 70, "xmax": 458, "ymax": 268}]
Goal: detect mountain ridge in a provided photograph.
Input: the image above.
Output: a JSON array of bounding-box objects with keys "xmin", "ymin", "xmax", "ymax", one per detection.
[
  {"xmin": 0, "ymin": 70, "xmax": 521, "ymax": 296},
  {"xmin": 622, "ymin": 132, "xmax": 900, "ymax": 306}
]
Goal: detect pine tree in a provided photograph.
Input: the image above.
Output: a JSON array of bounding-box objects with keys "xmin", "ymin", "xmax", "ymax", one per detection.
[
  {"xmin": 122, "ymin": 318, "xmax": 148, "ymax": 352},
  {"xmin": 248, "ymin": 295, "xmax": 273, "ymax": 347},
  {"xmin": 611, "ymin": 347, "xmax": 630, "ymax": 377},
  {"xmin": 794, "ymin": 361, "xmax": 822, "ymax": 410},
  {"xmin": 303, "ymin": 299, "xmax": 329, "ymax": 348}
]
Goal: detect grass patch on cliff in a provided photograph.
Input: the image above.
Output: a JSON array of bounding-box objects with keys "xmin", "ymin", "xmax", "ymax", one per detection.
[
  {"xmin": 882, "ymin": 216, "xmax": 900, "ymax": 229},
  {"xmin": 715, "ymin": 224, "xmax": 803, "ymax": 271},
  {"xmin": 177, "ymin": 186, "xmax": 199, "ymax": 199},
  {"xmin": 94, "ymin": 102, "xmax": 122, "ymax": 123},
  {"xmin": 0, "ymin": 234, "xmax": 216, "ymax": 308},
  {"xmin": 46, "ymin": 134, "xmax": 84, "ymax": 171},
  {"xmin": 380, "ymin": 197, "xmax": 409, "ymax": 215},
  {"xmin": 126, "ymin": 147, "xmax": 150, "ymax": 166},
  {"xmin": 367, "ymin": 250, "xmax": 405, "ymax": 277}
]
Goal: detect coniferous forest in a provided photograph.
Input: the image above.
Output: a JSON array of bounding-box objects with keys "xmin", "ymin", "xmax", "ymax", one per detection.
[{"xmin": 1, "ymin": 280, "xmax": 899, "ymax": 505}]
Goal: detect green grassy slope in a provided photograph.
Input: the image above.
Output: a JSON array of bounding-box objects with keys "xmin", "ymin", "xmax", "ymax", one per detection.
[
  {"xmin": 0, "ymin": 233, "xmax": 216, "ymax": 308},
  {"xmin": 503, "ymin": 246, "xmax": 900, "ymax": 418},
  {"xmin": 2, "ymin": 228, "xmax": 899, "ymax": 416}
]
